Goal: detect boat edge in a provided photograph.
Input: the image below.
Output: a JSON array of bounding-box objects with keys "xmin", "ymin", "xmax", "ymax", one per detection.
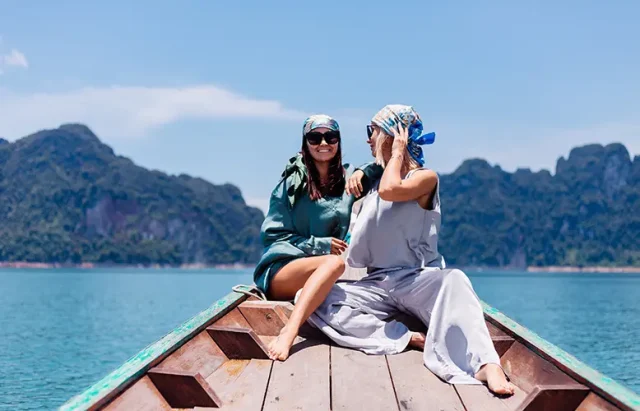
[
  {"xmin": 57, "ymin": 293, "xmax": 640, "ymax": 410},
  {"xmin": 58, "ymin": 290, "xmax": 247, "ymax": 411},
  {"xmin": 482, "ymin": 301, "xmax": 640, "ymax": 411}
]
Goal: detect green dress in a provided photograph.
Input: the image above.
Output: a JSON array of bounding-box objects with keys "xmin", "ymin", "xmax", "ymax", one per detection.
[{"xmin": 253, "ymin": 158, "xmax": 382, "ymax": 294}]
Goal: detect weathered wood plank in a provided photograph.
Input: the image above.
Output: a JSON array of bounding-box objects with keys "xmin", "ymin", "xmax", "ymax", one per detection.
[
  {"xmin": 387, "ymin": 350, "xmax": 464, "ymax": 411},
  {"xmin": 331, "ymin": 346, "xmax": 399, "ymax": 411},
  {"xmin": 212, "ymin": 359, "xmax": 272, "ymax": 411},
  {"xmin": 263, "ymin": 339, "xmax": 330, "ymax": 411},
  {"xmin": 60, "ymin": 291, "xmax": 247, "ymax": 411},
  {"xmin": 576, "ymin": 393, "xmax": 622, "ymax": 411},
  {"xmin": 206, "ymin": 326, "xmax": 269, "ymax": 360},
  {"xmin": 206, "ymin": 360, "xmax": 250, "ymax": 395},
  {"xmin": 158, "ymin": 331, "xmax": 227, "ymax": 379},
  {"xmin": 501, "ymin": 341, "xmax": 581, "ymax": 393},
  {"xmin": 103, "ymin": 376, "xmax": 171, "ymax": 411},
  {"xmin": 213, "ymin": 308, "xmax": 251, "ymax": 329},
  {"xmin": 147, "ymin": 368, "xmax": 222, "ymax": 408},
  {"xmin": 515, "ymin": 384, "xmax": 590, "ymax": 411},
  {"xmin": 486, "ymin": 321, "xmax": 511, "ymax": 338},
  {"xmin": 238, "ymin": 301, "xmax": 290, "ymax": 336},
  {"xmin": 483, "ymin": 303, "xmax": 640, "ymax": 411},
  {"xmin": 493, "ymin": 336, "xmax": 516, "ymax": 357},
  {"xmin": 455, "ymin": 384, "xmax": 527, "ymax": 411}
]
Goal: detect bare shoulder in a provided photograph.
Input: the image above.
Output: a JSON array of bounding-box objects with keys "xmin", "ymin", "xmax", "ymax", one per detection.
[{"xmin": 407, "ymin": 168, "xmax": 438, "ymax": 183}]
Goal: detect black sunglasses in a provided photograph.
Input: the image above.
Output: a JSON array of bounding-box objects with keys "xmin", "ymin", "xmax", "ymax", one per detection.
[
  {"xmin": 305, "ymin": 130, "xmax": 340, "ymax": 145},
  {"xmin": 367, "ymin": 125, "xmax": 375, "ymax": 139}
]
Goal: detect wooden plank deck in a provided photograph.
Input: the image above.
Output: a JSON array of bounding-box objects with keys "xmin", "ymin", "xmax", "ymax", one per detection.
[
  {"xmin": 262, "ymin": 339, "xmax": 331, "ymax": 411},
  {"xmin": 203, "ymin": 341, "xmax": 542, "ymax": 411},
  {"xmin": 331, "ymin": 346, "xmax": 399, "ymax": 411},
  {"xmin": 208, "ymin": 359, "xmax": 272, "ymax": 411},
  {"xmin": 387, "ymin": 350, "xmax": 465, "ymax": 411}
]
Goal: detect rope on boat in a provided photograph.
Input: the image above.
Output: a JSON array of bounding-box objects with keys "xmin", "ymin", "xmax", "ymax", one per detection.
[{"xmin": 232, "ymin": 284, "xmax": 267, "ymax": 301}]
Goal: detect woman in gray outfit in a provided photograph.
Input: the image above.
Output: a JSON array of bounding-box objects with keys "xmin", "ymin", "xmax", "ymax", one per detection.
[{"xmin": 306, "ymin": 104, "xmax": 515, "ymax": 395}]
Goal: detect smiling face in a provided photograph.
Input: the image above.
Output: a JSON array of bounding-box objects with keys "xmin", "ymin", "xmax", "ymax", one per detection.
[{"xmin": 304, "ymin": 127, "xmax": 340, "ymax": 163}]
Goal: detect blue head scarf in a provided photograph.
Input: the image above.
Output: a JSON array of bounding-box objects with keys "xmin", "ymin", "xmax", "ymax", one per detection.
[
  {"xmin": 302, "ymin": 114, "xmax": 340, "ymax": 135},
  {"xmin": 371, "ymin": 104, "xmax": 435, "ymax": 166}
]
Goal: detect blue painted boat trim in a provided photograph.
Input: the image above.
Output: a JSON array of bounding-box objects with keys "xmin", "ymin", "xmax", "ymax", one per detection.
[
  {"xmin": 483, "ymin": 302, "xmax": 640, "ymax": 411},
  {"xmin": 59, "ymin": 291, "xmax": 247, "ymax": 411}
]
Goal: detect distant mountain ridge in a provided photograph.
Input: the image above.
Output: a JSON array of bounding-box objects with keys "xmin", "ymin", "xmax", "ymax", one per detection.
[
  {"xmin": 0, "ymin": 124, "xmax": 263, "ymax": 265},
  {"xmin": 438, "ymin": 143, "xmax": 639, "ymax": 267},
  {"xmin": 0, "ymin": 124, "xmax": 637, "ymax": 267}
]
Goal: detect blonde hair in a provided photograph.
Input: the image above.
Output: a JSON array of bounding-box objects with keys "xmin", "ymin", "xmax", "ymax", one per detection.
[{"xmin": 373, "ymin": 127, "xmax": 421, "ymax": 170}]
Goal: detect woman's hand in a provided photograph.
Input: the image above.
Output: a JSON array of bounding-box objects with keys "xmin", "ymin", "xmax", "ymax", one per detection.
[
  {"xmin": 346, "ymin": 170, "xmax": 365, "ymax": 197},
  {"xmin": 391, "ymin": 124, "xmax": 409, "ymax": 157},
  {"xmin": 330, "ymin": 238, "xmax": 348, "ymax": 255}
]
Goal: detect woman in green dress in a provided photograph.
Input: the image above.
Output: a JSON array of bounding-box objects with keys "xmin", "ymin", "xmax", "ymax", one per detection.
[{"xmin": 253, "ymin": 114, "xmax": 381, "ymax": 361}]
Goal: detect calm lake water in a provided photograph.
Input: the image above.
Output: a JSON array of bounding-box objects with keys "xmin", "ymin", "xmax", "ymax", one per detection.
[{"xmin": 0, "ymin": 268, "xmax": 639, "ymax": 410}]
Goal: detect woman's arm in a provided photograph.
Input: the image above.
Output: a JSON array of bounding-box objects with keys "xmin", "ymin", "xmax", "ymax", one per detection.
[
  {"xmin": 261, "ymin": 179, "xmax": 346, "ymax": 255},
  {"xmin": 346, "ymin": 162, "xmax": 384, "ymax": 198},
  {"xmin": 378, "ymin": 125, "xmax": 438, "ymax": 202}
]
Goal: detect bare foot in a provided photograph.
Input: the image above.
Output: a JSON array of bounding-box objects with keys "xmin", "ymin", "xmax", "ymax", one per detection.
[
  {"xmin": 408, "ymin": 332, "xmax": 425, "ymax": 350},
  {"xmin": 267, "ymin": 325, "xmax": 298, "ymax": 361},
  {"xmin": 475, "ymin": 363, "xmax": 516, "ymax": 396}
]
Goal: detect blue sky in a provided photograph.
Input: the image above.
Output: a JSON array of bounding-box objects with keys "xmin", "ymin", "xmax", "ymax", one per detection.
[{"xmin": 1, "ymin": 1, "xmax": 639, "ymax": 211}]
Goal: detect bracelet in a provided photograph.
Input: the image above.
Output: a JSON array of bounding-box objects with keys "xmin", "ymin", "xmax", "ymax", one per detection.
[{"xmin": 389, "ymin": 155, "xmax": 403, "ymax": 162}]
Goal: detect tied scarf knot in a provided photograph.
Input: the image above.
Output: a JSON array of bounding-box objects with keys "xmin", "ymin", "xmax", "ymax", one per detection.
[{"xmin": 372, "ymin": 104, "xmax": 436, "ymax": 166}]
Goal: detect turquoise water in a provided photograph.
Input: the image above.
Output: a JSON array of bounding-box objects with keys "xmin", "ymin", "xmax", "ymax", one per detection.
[{"xmin": 0, "ymin": 268, "xmax": 638, "ymax": 410}]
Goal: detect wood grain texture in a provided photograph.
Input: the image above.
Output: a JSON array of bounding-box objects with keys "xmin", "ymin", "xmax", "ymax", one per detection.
[
  {"xmin": 103, "ymin": 376, "xmax": 171, "ymax": 411},
  {"xmin": 238, "ymin": 302, "xmax": 289, "ymax": 336},
  {"xmin": 214, "ymin": 359, "xmax": 272, "ymax": 411},
  {"xmin": 486, "ymin": 321, "xmax": 511, "ymax": 338},
  {"xmin": 331, "ymin": 346, "xmax": 399, "ymax": 411},
  {"xmin": 157, "ymin": 331, "xmax": 227, "ymax": 379},
  {"xmin": 515, "ymin": 384, "xmax": 590, "ymax": 411},
  {"xmin": 206, "ymin": 360, "xmax": 250, "ymax": 395},
  {"xmin": 576, "ymin": 393, "xmax": 623, "ymax": 411},
  {"xmin": 213, "ymin": 308, "xmax": 251, "ymax": 329},
  {"xmin": 206, "ymin": 326, "xmax": 269, "ymax": 360},
  {"xmin": 263, "ymin": 339, "xmax": 330, "ymax": 411},
  {"xmin": 455, "ymin": 384, "xmax": 528, "ymax": 411},
  {"xmin": 147, "ymin": 368, "xmax": 222, "ymax": 408},
  {"xmin": 493, "ymin": 336, "xmax": 516, "ymax": 357},
  {"xmin": 501, "ymin": 342, "xmax": 580, "ymax": 393},
  {"xmin": 387, "ymin": 350, "xmax": 464, "ymax": 411}
]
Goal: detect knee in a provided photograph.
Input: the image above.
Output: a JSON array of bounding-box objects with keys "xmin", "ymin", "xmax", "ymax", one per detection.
[
  {"xmin": 321, "ymin": 255, "xmax": 345, "ymax": 276},
  {"xmin": 446, "ymin": 269, "xmax": 472, "ymax": 288}
]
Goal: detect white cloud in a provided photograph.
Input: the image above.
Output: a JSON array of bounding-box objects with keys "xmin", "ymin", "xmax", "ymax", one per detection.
[
  {"xmin": 0, "ymin": 85, "xmax": 306, "ymax": 139},
  {"xmin": 2, "ymin": 49, "xmax": 28, "ymax": 68}
]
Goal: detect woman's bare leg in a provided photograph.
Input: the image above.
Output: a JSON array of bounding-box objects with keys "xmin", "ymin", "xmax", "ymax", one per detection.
[{"xmin": 267, "ymin": 255, "xmax": 345, "ymax": 360}]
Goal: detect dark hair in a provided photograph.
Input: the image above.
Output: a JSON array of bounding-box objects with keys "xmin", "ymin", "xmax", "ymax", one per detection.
[{"xmin": 301, "ymin": 136, "xmax": 345, "ymax": 201}]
